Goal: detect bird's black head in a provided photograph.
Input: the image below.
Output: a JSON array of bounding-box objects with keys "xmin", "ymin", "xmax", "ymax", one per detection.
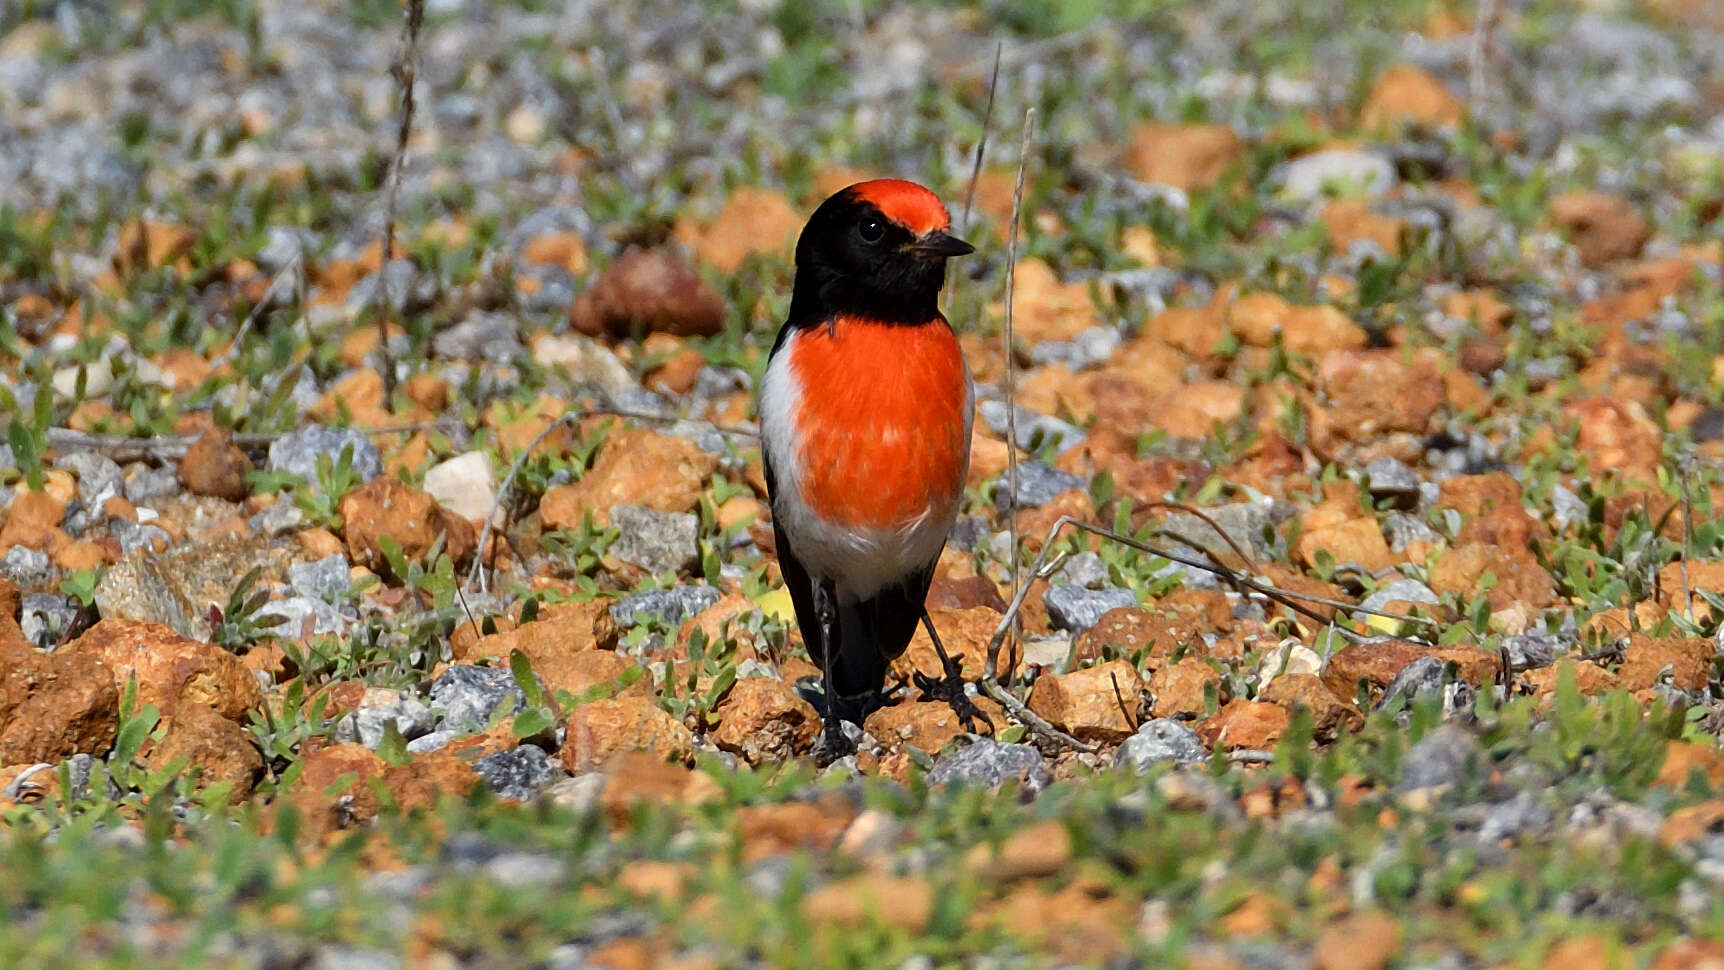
[{"xmin": 788, "ymin": 179, "xmax": 974, "ymax": 325}]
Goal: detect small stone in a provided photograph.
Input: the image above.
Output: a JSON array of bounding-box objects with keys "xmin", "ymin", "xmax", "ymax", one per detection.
[
  {"xmin": 1363, "ymin": 457, "xmax": 1421, "ymax": 510},
  {"xmin": 288, "ymin": 555, "xmax": 351, "ymax": 602},
  {"xmin": 608, "ymin": 585, "xmax": 722, "ymax": 630},
  {"xmin": 1043, "ymin": 585, "xmax": 1138, "ymax": 633},
  {"xmin": 1026, "ymin": 659, "xmax": 1144, "ymax": 742},
  {"xmin": 1358, "ymin": 579, "xmax": 1439, "ymax": 614},
  {"xmin": 406, "ymin": 730, "xmax": 457, "ymax": 754},
  {"xmin": 54, "ymin": 451, "xmax": 123, "ymax": 510},
  {"xmin": 1313, "ymin": 909, "xmax": 1402, "ymax": 970},
  {"xmin": 151, "ymin": 702, "xmax": 265, "ymax": 803},
  {"xmin": 1396, "ymin": 725, "xmax": 1485, "ymax": 793},
  {"xmin": 473, "ymin": 744, "xmax": 562, "ymax": 801},
  {"xmin": 608, "ymin": 504, "xmax": 698, "ymax": 575},
  {"xmin": 1280, "ymin": 149, "xmax": 1397, "ymax": 204},
  {"xmin": 1051, "ymin": 551, "xmax": 1109, "ymax": 590},
  {"xmin": 264, "ymin": 595, "xmax": 350, "ymax": 639},
  {"xmin": 1196, "ymin": 699, "xmax": 1290, "ymax": 750},
  {"xmin": 710, "ymin": 677, "xmax": 820, "ymax": 764},
  {"xmin": 1157, "ymin": 501, "xmax": 1274, "ymax": 565},
  {"xmin": 422, "ymin": 452, "xmax": 497, "ymax": 525},
  {"xmin": 267, "ymin": 425, "xmax": 383, "ymax": 485},
  {"xmin": 1478, "ymin": 791, "xmax": 1554, "ymax": 846},
  {"xmin": 539, "ymin": 429, "xmax": 718, "ymax": 529},
  {"xmin": 1383, "ymin": 512, "xmax": 1441, "ymax": 553},
  {"xmin": 432, "ymin": 311, "xmax": 521, "ymax": 363},
  {"xmin": 1259, "ymin": 673, "xmax": 1362, "ymax": 742},
  {"xmin": 1550, "ymin": 190, "xmax": 1650, "ymax": 267},
  {"xmin": 927, "ymin": 739, "xmax": 1050, "ymax": 797},
  {"xmin": 977, "ymin": 400, "xmax": 1085, "ymax": 453},
  {"xmin": 177, "ymin": 428, "xmax": 252, "ymax": 502},
  {"xmin": 1501, "ymin": 632, "xmax": 1561, "ymax": 671},
  {"xmin": 1115, "ymin": 718, "xmax": 1208, "ymax": 773},
  {"xmin": 430, "ymin": 665, "xmax": 531, "ymax": 734},
  {"xmin": 62, "ymin": 617, "xmax": 261, "ymax": 722},
  {"xmin": 248, "ymin": 500, "xmax": 304, "ymax": 537},
  {"xmin": 994, "ymin": 461, "xmax": 1087, "ymax": 510},
  {"xmin": 338, "ymin": 476, "xmax": 476, "ymax": 575},
  {"xmin": 569, "ymin": 247, "xmax": 724, "ymax": 339},
  {"xmin": 337, "ymin": 696, "xmax": 434, "ymax": 749},
  {"xmin": 19, "ymin": 592, "xmax": 78, "ymax": 649},
  {"xmin": 562, "ymin": 696, "xmax": 695, "ymax": 771},
  {"xmin": 0, "ymin": 545, "xmax": 54, "ymax": 588}
]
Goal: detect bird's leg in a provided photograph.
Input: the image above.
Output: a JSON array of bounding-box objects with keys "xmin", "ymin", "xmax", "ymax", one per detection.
[
  {"xmin": 810, "ymin": 579, "xmax": 856, "ymax": 765},
  {"xmin": 912, "ymin": 608, "xmax": 994, "ymax": 736}
]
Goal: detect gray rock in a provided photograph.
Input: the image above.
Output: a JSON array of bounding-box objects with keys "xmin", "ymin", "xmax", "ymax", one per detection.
[
  {"xmin": 608, "ymin": 504, "xmax": 698, "ymax": 575},
  {"xmin": 1364, "ymin": 457, "xmax": 1421, "ymax": 510},
  {"xmin": 1384, "ymin": 512, "xmax": 1442, "ymax": 553},
  {"xmin": 1396, "ymin": 725, "xmax": 1486, "ymax": 793},
  {"xmin": 947, "ymin": 515, "xmax": 990, "ymax": 553},
  {"xmin": 122, "ymin": 465, "xmax": 180, "ymax": 505},
  {"xmin": 1116, "ymin": 719, "xmax": 1207, "ymax": 773},
  {"xmin": 1478, "ymin": 792, "xmax": 1554, "ymax": 845},
  {"xmin": 1158, "ymin": 501, "xmax": 1273, "ymax": 563},
  {"xmin": 109, "ymin": 518, "xmax": 174, "ymax": 554},
  {"xmin": 336, "ymin": 697, "xmax": 433, "ymax": 749},
  {"xmin": 1502, "ymin": 632, "xmax": 1562, "ymax": 671},
  {"xmin": 264, "ymin": 596, "xmax": 349, "ymax": 638},
  {"xmin": 543, "ymin": 773, "xmax": 606, "ymax": 814},
  {"xmin": 474, "ymin": 745, "xmax": 562, "ymax": 801},
  {"xmin": 1550, "ymin": 484, "xmax": 1587, "ymax": 535},
  {"xmin": 927, "ymin": 739, "xmax": 1049, "ymax": 797},
  {"xmin": 1358, "ymin": 579, "xmax": 1439, "ymax": 614},
  {"xmin": 288, "ymin": 555, "xmax": 352, "ymax": 602},
  {"xmin": 267, "ymin": 425, "xmax": 383, "ymax": 485},
  {"xmin": 248, "ymin": 500, "xmax": 305, "ymax": 537},
  {"xmin": 608, "ymin": 585, "xmax": 722, "ymax": 629},
  {"xmin": 1053, "ymin": 550, "xmax": 1109, "ymax": 589},
  {"xmin": 311, "ymin": 946, "xmax": 400, "ymax": 970},
  {"xmin": 993, "ymin": 460, "xmax": 1087, "ymax": 510},
  {"xmin": 19, "ymin": 592, "xmax": 79, "ymax": 649},
  {"xmin": 483, "ymin": 851, "xmax": 567, "ymax": 889},
  {"xmin": 977, "ymin": 399, "xmax": 1085, "ymax": 454},
  {"xmin": 1043, "ymin": 584, "xmax": 1137, "ymax": 633},
  {"xmin": 1027, "ymin": 326, "xmax": 1122, "ymax": 370},
  {"xmin": 1378, "ymin": 656, "xmax": 1448, "ymax": 709},
  {"xmin": 406, "ymin": 730, "xmax": 458, "ymax": 754},
  {"xmin": 1279, "ymin": 148, "xmax": 1396, "ymax": 204},
  {"xmin": 346, "ymin": 260, "xmax": 436, "ymax": 315},
  {"xmin": 432, "ymin": 311, "xmax": 522, "ymax": 363},
  {"xmin": 54, "ymin": 450, "xmax": 123, "ymax": 510},
  {"xmin": 0, "ymin": 545, "xmax": 55, "ymax": 588},
  {"xmin": 430, "ymin": 665, "xmax": 532, "ymax": 734}
]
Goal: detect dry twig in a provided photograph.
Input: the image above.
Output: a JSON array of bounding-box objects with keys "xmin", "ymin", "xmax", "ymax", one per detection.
[{"xmin": 373, "ymin": 0, "xmax": 426, "ymax": 402}]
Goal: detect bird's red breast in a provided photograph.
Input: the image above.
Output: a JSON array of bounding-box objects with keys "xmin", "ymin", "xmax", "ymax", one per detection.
[{"xmin": 784, "ymin": 314, "xmax": 971, "ymax": 531}]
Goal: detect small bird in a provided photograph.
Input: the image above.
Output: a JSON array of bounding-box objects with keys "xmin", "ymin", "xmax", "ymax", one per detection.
[{"xmin": 758, "ymin": 179, "xmax": 984, "ymax": 761}]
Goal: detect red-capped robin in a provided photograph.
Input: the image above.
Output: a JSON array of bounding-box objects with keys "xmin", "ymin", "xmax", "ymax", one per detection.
[{"xmin": 758, "ymin": 179, "xmax": 987, "ymax": 760}]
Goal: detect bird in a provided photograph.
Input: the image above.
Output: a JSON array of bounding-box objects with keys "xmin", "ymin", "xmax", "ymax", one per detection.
[{"xmin": 758, "ymin": 178, "xmax": 986, "ymax": 761}]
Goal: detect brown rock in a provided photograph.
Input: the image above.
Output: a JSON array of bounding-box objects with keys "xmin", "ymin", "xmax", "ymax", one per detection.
[
  {"xmin": 1197, "ymin": 699, "xmax": 1290, "ymax": 750},
  {"xmin": 965, "ymin": 820, "xmax": 1072, "ymax": 882},
  {"xmin": 1362, "ymin": 64, "xmax": 1464, "ymax": 130},
  {"xmin": 893, "ymin": 607, "xmax": 997, "ymax": 682},
  {"xmin": 0, "ymin": 490, "xmax": 67, "ymax": 551},
  {"xmin": 569, "ymin": 248, "xmax": 724, "ymax": 339},
  {"xmin": 337, "ymin": 475, "xmax": 476, "ymax": 576},
  {"xmin": 381, "ymin": 751, "xmax": 481, "ymax": 814},
  {"xmin": 1127, "ymin": 122, "xmax": 1245, "ymax": 192},
  {"xmin": 1027, "ymin": 659, "xmax": 1144, "ymax": 743},
  {"xmin": 1428, "ymin": 542, "xmax": 1556, "ymax": 610},
  {"xmin": 520, "ymin": 231, "xmax": 588, "ymax": 276},
  {"xmin": 647, "ymin": 348, "xmax": 706, "ymax": 396},
  {"xmin": 597, "ymin": 749, "xmax": 722, "ymax": 824},
  {"xmin": 1653, "ymin": 939, "xmax": 1724, "ymax": 970},
  {"xmin": 1150, "ymin": 655, "xmax": 1222, "ymax": 717},
  {"xmin": 279, "ymin": 742, "xmax": 388, "ymax": 837},
  {"xmin": 1296, "ymin": 515, "xmax": 1395, "ymax": 573},
  {"xmin": 1551, "ymin": 190, "xmax": 1650, "ymax": 267},
  {"xmin": 710, "ymin": 677, "xmax": 819, "ymax": 764},
  {"xmin": 801, "ymin": 874, "xmax": 933, "ymax": 932},
  {"xmin": 1568, "ymin": 396, "xmax": 1662, "ymax": 481},
  {"xmin": 177, "ymin": 428, "xmax": 252, "ymax": 501},
  {"xmin": 1657, "ymin": 740, "xmax": 1724, "ymax": 791},
  {"xmin": 114, "ymin": 218, "xmax": 196, "ymax": 275},
  {"xmin": 538, "ymin": 429, "xmax": 718, "ymax": 530},
  {"xmin": 1009, "ymin": 259, "xmax": 1101, "ymax": 345},
  {"xmin": 1321, "ymin": 199, "xmax": 1405, "ymax": 254},
  {"xmin": 1525, "ymin": 658, "xmax": 1621, "ymax": 697},
  {"xmin": 1314, "ymin": 909, "xmax": 1402, "ymax": 970},
  {"xmin": 864, "ymin": 697, "xmax": 1006, "ymax": 753},
  {"xmin": 1259, "ymin": 673, "xmax": 1362, "ymax": 742},
  {"xmin": 925, "ymin": 575, "xmax": 1007, "ymax": 613},
  {"xmin": 562, "ymin": 695, "xmax": 694, "ymax": 772},
  {"xmin": 1317, "ymin": 349, "xmax": 1444, "ymax": 441},
  {"xmin": 0, "ymin": 647, "xmax": 121, "ymax": 764},
  {"xmin": 1618, "ymin": 635, "xmax": 1713, "ymax": 691},
  {"xmin": 151, "ymin": 702, "xmax": 265, "ymax": 802},
  {"xmin": 1541, "ymin": 936, "xmax": 1621, "ymax": 970},
  {"xmin": 1227, "ymin": 292, "xmax": 1365, "ymax": 356},
  {"xmin": 456, "ymin": 598, "xmax": 608, "ymax": 663},
  {"xmin": 402, "ymin": 372, "xmax": 450, "ymax": 412},
  {"xmin": 1322, "ymin": 639, "xmax": 1502, "ymax": 702},
  {"xmin": 1076, "ymin": 607, "xmax": 1186, "ymax": 667},
  {"xmin": 688, "ymin": 187, "xmax": 802, "ymax": 274},
  {"xmin": 61, "ymin": 618, "xmax": 262, "ymax": 722}
]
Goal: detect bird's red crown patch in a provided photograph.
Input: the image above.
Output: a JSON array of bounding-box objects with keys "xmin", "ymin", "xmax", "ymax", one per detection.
[{"xmin": 847, "ymin": 179, "xmax": 951, "ymax": 236}]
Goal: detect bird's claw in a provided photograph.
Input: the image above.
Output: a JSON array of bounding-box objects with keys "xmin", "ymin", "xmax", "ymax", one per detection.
[
  {"xmin": 811, "ymin": 715, "xmax": 858, "ymax": 767},
  {"xmin": 912, "ymin": 652, "xmax": 995, "ymax": 737}
]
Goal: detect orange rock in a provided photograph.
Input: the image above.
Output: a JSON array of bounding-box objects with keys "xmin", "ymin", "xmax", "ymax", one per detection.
[
  {"xmin": 1259, "ymin": 673, "xmax": 1361, "ymax": 742},
  {"xmin": 177, "ymin": 427, "xmax": 252, "ymax": 502},
  {"xmin": 925, "ymin": 575, "xmax": 1007, "ymax": 613},
  {"xmin": 1127, "ymin": 122, "xmax": 1245, "ymax": 192},
  {"xmin": 688, "ymin": 187, "xmax": 801, "ymax": 274},
  {"xmin": 710, "ymin": 677, "xmax": 819, "ymax": 764},
  {"xmin": 1296, "ymin": 515, "xmax": 1395, "ymax": 573},
  {"xmin": 965, "ymin": 820, "xmax": 1072, "ymax": 881},
  {"xmin": 801, "ymin": 874, "xmax": 933, "ymax": 932},
  {"xmin": 0, "ymin": 490, "xmax": 67, "ymax": 551},
  {"xmin": 1027, "ymin": 659, "xmax": 1144, "ymax": 743},
  {"xmin": 1660, "ymin": 801, "xmax": 1724, "ymax": 848},
  {"xmin": 1525, "ymin": 658, "xmax": 1621, "ymax": 697},
  {"xmin": 1541, "ymin": 936, "xmax": 1622, "ymax": 970},
  {"xmin": 893, "ymin": 606, "xmax": 997, "ymax": 683},
  {"xmin": 1150, "ymin": 655, "xmax": 1222, "ymax": 717},
  {"xmin": 1428, "ymin": 542, "xmax": 1556, "ymax": 610},
  {"xmin": 150, "ymin": 702, "xmax": 265, "ymax": 803},
  {"xmin": 1321, "ymin": 199, "xmax": 1405, "ymax": 254},
  {"xmin": 1362, "ymin": 64, "xmax": 1464, "ymax": 130},
  {"xmin": 864, "ymin": 697, "xmax": 1006, "ymax": 753},
  {"xmin": 538, "ymin": 429, "xmax": 717, "ymax": 530},
  {"xmin": 647, "ymin": 348, "xmax": 707, "ymax": 396},
  {"xmin": 1227, "ymin": 292, "xmax": 1365, "ymax": 356},
  {"xmin": 458, "ymin": 599, "xmax": 610, "ymax": 664},
  {"xmin": 1652, "ymin": 939, "xmax": 1724, "ymax": 970},
  {"xmin": 114, "ymin": 218, "xmax": 196, "ymax": 275},
  {"xmin": 1007, "ymin": 258, "xmax": 1100, "ymax": 345},
  {"xmin": 61, "ymin": 618, "xmax": 261, "ymax": 722},
  {"xmin": 562, "ymin": 696, "xmax": 694, "ymax": 772},
  {"xmin": 1147, "ymin": 304, "xmax": 1227, "ymax": 360},
  {"xmin": 520, "ymin": 232, "xmax": 589, "ymax": 276},
  {"xmin": 1314, "ymin": 909, "xmax": 1402, "ymax": 970},
  {"xmin": 569, "ymin": 248, "xmax": 724, "ymax": 339},
  {"xmin": 337, "ymin": 476, "xmax": 476, "ymax": 577},
  {"xmin": 0, "ymin": 644, "xmax": 120, "ymax": 765},
  {"xmin": 1317, "ymin": 349, "xmax": 1444, "ymax": 441},
  {"xmin": 1656, "ymin": 740, "xmax": 1724, "ymax": 791},
  {"xmin": 1550, "ymin": 190, "xmax": 1651, "ymax": 267},
  {"xmin": 402, "ymin": 371, "xmax": 450, "ymax": 412},
  {"xmin": 1617, "ymin": 635, "xmax": 1713, "ymax": 691},
  {"xmin": 1197, "ymin": 699, "xmax": 1289, "ymax": 750},
  {"xmin": 1441, "ymin": 289, "xmax": 1513, "ymax": 335},
  {"xmin": 1322, "ymin": 639, "xmax": 1502, "ymax": 702},
  {"xmin": 1567, "ymin": 396, "xmax": 1662, "ymax": 481},
  {"xmin": 597, "ymin": 749, "xmax": 721, "ymax": 824}
]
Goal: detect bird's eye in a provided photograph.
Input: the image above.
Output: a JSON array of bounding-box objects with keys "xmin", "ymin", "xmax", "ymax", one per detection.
[{"xmin": 857, "ymin": 218, "xmax": 885, "ymax": 244}]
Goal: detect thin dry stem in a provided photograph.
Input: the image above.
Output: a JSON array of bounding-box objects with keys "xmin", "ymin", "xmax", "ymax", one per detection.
[
  {"xmin": 989, "ymin": 106, "xmax": 1035, "ymax": 682},
  {"xmin": 374, "ymin": 0, "xmax": 425, "ymax": 402}
]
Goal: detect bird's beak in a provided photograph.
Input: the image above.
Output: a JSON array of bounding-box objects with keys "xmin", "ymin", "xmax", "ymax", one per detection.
[{"xmin": 908, "ymin": 230, "xmax": 975, "ymax": 260}]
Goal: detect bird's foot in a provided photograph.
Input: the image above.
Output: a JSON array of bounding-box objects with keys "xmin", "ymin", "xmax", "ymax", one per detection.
[
  {"xmin": 811, "ymin": 715, "xmax": 858, "ymax": 767},
  {"xmin": 912, "ymin": 653, "xmax": 994, "ymax": 736}
]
